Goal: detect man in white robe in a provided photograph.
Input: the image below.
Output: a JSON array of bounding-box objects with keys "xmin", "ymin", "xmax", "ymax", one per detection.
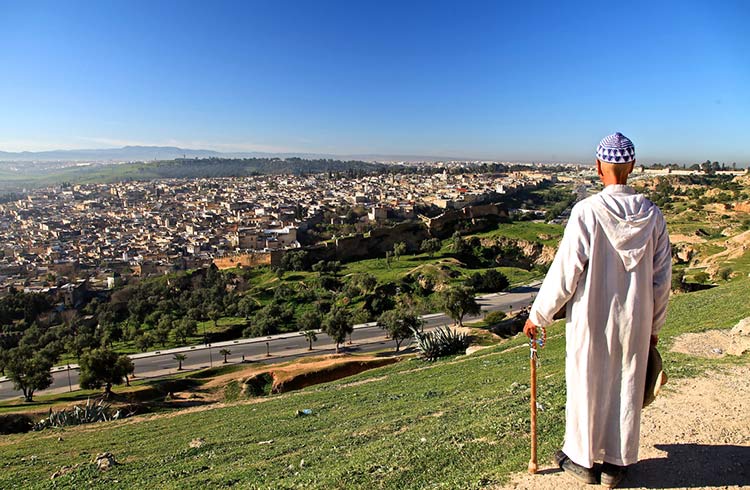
[{"xmin": 524, "ymin": 132, "xmax": 672, "ymax": 488}]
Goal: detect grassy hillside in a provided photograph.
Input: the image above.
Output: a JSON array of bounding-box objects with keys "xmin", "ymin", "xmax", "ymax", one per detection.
[
  {"xmin": 471, "ymin": 222, "xmax": 563, "ymax": 245},
  {"xmin": 1, "ymin": 276, "xmax": 748, "ymax": 489},
  {"xmin": 341, "ymin": 253, "xmax": 540, "ymax": 288}
]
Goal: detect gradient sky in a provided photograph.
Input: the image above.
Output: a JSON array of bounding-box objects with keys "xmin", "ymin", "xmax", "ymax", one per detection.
[{"xmin": 1, "ymin": 0, "xmax": 748, "ymax": 163}]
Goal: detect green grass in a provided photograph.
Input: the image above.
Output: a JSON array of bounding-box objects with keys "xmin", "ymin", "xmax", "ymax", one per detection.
[
  {"xmin": 723, "ymin": 247, "xmax": 750, "ymax": 276},
  {"xmin": 2, "ymin": 273, "xmax": 748, "ymax": 489},
  {"xmin": 196, "ymin": 316, "xmax": 247, "ymax": 335},
  {"xmin": 342, "ymin": 252, "xmax": 538, "ymax": 289},
  {"xmin": 0, "ymin": 388, "xmax": 117, "ymax": 415},
  {"xmin": 0, "ymin": 364, "xmax": 250, "ymax": 416},
  {"xmin": 471, "ymin": 222, "xmax": 564, "ymax": 245},
  {"xmin": 342, "ymin": 253, "xmax": 447, "ymax": 284}
]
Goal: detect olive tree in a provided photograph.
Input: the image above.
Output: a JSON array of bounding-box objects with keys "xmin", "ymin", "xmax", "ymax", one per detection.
[
  {"xmin": 79, "ymin": 347, "xmax": 135, "ymax": 397},
  {"xmin": 323, "ymin": 306, "xmax": 352, "ymax": 354},
  {"xmin": 377, "ymin": 307, "xmax": 423, "ymax": 352},
  {"xmin": 440, "ymin": 286, "xmax": 481, "ymax": 326},
  {"xmin": 420, "ymin": 238, "xmax": 442, "ymax": 257},
  {"xmin": 5, "ymin": 346, "xmax": 53, "ymax": 402}
]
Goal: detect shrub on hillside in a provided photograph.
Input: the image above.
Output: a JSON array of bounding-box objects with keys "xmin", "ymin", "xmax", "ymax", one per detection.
[
  {"xmin": 411, "ymin": 325, "xmax": 469, "ymax": 361},
  {"xmin": 716, "ymin": 267, "xmax": 733, "ymax": 281},
  {"xmin": 467, "ymin": 269, "xmax": 509, "ymax": 293},
  {"xmin": 483, "ymin": 310, "xmax": 507, "ymax": 326},
  {"xmin": 33, "ymin": 398, "xmax": 123, "ymax": 431},
  {"xmin": 671, "ymin": 269, "xmax": 686, "ymax": 292},
  {"xmin": 243, "ymin": 372, "xmax": 274, "ymax": 397},
  {"xmin": 693, "ymin": 272, "xmax": 711, "ymax": 284}
]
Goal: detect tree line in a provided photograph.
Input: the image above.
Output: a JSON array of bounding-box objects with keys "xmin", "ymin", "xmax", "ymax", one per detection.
[{"xmin": 0, "ymin": 234, "xmax": 516, "ymax": 401}]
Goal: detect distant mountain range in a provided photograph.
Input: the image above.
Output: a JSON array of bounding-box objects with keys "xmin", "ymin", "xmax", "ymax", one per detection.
[
  {"xmin": 0, "ymin": 146, "xmax": 223, "ymax": 162},
  {"xmin": 0, "ymin": 153, "xmax": 391, "ymax": 194},
  {"xmin": 0, "ymin": 146, "xmax": 466, "ymax": 163}
]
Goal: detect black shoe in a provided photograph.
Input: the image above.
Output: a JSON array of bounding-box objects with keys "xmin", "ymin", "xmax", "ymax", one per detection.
[
  {"xmin": 554, "ymin": 450, "xmax": 597, "ymax": 484},
  {"xmin": 601, "ymin": 462, "xmax": 628, "ymax": 488}
]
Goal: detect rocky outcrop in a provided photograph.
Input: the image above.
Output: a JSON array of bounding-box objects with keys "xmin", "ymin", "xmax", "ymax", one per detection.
[
  {"xmin": 673, "ymin": 243, "xmax": 695, "ymax": 264},
  {"xmin": 478, "ymin": 237, "xmax": 557, "ymax": 266},
  {"xmin": 93, "ymin": 452, "xmax": 118, "ymax": 472},
  {"xmin": 537, "ymin": 244, "xmax": 557, "ymax": 264}
]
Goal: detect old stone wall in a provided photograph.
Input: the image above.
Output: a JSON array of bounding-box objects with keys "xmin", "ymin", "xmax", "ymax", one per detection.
[
  {"xmin": 307, "ymin": 222, "xmax": 431, "ymax": 263},
  {"xmin": 427, "ymin": 203, "xmax": 509, "ymax": 238},
  {"xmin": 213, "ymin": 251, "xmax": 283, "ymax": 269}
]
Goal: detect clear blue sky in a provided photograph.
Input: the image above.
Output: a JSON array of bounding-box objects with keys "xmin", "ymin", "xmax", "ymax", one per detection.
[{"xmin": 1, "ymin": 0, "xmax": 748, "ymax": 163}]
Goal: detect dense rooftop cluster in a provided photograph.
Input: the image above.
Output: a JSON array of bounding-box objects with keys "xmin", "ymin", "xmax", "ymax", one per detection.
[{"xmin": 0, "ymin": 165, "xmax": 584, "ymax": 295}]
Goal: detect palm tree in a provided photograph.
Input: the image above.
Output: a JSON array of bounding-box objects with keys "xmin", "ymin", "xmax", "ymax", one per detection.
[
  {"xmin": 173, "ymin": 353, "xmax": 186, "ymax": 370},
  {"xmin": 219, "ymin": 349, "xmax": 231, "ymax": 363},
  {"xmin": 300, "ymin": 330, "xmax": 317, "ymax": 350}
]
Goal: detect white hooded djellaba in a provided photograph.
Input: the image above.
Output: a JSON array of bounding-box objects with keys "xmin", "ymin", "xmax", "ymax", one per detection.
[{"xmin": 529, "ymin": 184, "xmax": 672, "ymax": 468}]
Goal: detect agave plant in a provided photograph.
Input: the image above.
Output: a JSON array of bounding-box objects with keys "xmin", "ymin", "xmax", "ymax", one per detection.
[
  {"xmin": 33, "ymin": 398, "xmax": 123, "ymax": 431},
  {"xmin": 410, "ymin": 325, "xmax": 470, "ymax": 361}
]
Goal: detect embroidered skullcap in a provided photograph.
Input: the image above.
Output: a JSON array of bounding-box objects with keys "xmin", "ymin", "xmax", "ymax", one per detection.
[{"xmin": 596, "ymin": 132, "xmax": 636, "ymax": 164}]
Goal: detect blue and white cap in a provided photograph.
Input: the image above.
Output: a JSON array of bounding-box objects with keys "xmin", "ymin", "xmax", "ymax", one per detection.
[{"xmin": 596, "ymin": 132, "xmax": 635, "ymax": 164}]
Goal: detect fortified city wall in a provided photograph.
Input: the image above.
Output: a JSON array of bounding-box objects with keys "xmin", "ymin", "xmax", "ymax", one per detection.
[
  {"xmin": 213, "ymin": 250, "xmax": 284, "ymax": 269},
  {"xmin": 213, "ymin": 202, "xmax": 510, "ymax": 267}
]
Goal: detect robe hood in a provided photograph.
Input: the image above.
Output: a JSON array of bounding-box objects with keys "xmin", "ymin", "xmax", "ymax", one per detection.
[{"xmin": 590, "ymin": 185, "xmax": 657, "ymax": 271}]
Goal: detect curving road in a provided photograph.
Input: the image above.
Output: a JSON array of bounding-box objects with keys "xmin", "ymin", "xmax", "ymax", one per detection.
[{"xmin": 0, "ymin": 283, "xmax": 541, "ymax": 401}]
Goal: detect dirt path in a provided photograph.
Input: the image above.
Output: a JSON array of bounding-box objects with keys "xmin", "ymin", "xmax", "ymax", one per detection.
[{"xmin": 503, "ymin": 364, "xmax": 750, "ymax": 489}]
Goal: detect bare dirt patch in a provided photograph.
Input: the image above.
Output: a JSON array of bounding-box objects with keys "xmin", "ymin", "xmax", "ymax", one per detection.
[
  {"xmin": 419, "ymin": 411, "xmax": 444, "ymax": 419},
  {"xmin": 669, "ymin": 233, "xmax": 706, "ymax": 244},
  {"xmin": 671, "ymin": 330, "xmax": 750, "ymax": 358},
  {"xmin": 203, "ymin": 354, "xmax": 396, "ymax": 392},
  {"xmin": 670, "ymin": 319, "xmax": 750, "ymax": 358},
  {"xmin": 271, "ymin": 356, "xmax": 399, "ymax": 393},
  {"xmin": 203, "ymin": 354, "xmax": 401, "ymax": 397},
  {"xmin": 697, "ymin": 230, "xmax": 750, "ymax": 269},
  {"xmin": 465, "ymin": 345, "xmax": 490, "ymax": 355},
  {"xmin": 471, "ymin": 436, "xmax": 497, "ymax": 445},
  {"xmin": 500, "ymin": 364, "xmax": 750, "ymax": 490}
]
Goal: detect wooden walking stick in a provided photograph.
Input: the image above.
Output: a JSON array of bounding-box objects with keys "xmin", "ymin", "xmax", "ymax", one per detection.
[
  {"xmin": 528, "ymin": 331, "xmax": 538, "ymax": 474},
  {"xmin": 528, "ymin": 326, "xmax": 546, "ymax": 474}
]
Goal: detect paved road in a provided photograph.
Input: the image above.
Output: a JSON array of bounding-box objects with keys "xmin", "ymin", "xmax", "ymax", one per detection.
[{"xmin": 0, "ymin": 284, "xmax": 540, "ymax": 401}]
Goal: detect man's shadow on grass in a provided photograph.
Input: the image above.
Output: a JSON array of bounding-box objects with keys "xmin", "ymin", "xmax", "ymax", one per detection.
[{"xmin": 621, "ymin": 443, "xmax": 750, "ymax": 488}]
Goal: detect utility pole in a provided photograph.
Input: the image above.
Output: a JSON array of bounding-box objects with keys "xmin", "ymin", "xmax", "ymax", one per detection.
[
  {"xmin": 203, "ymin": 322, "xmax": 212, "ymax": 367},
  {"xmin": 67, "ymin": 364, "xmax": 72, "ymax": 392}
]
